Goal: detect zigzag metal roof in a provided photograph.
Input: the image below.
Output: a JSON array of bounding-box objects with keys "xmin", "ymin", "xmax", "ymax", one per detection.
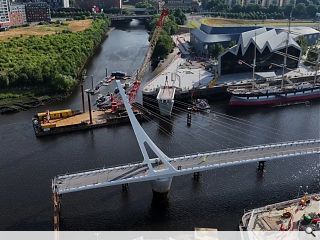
[{"xmin": 233, "ymin": 28, "xmax": 301, "ymax": 56}]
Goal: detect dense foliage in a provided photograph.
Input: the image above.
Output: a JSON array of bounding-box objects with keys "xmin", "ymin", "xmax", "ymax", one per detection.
[
  {"xmin": 146, "ymin": 10, "xmax": 186, "ymax": 61},
  {"xmin": 52, "ymin": 9, "xmax": 91, "ymax": 18},
  {"xmin": 202, "ymin": 0, "xmax": 320, "ymax": 19},
  {"xmin": 0, "ymin": 18, "xmax": 110, "ymax": 94},
  {"xmin": 208, "ymin": 44, "xmax": 225, "ymax": 58},
  {"xmin": 135, "ymin": 0, "xmax": 154, "ymax": 9}
]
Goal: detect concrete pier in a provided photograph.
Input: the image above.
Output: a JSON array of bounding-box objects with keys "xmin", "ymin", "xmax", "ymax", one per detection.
[{"xmin": 151, "ymin": 177, "xmax": 173, "ymax": 199}]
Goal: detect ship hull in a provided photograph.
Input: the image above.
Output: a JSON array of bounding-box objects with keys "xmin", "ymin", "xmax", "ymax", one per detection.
[
  {"xmin": 230, "ymin": 88, "xmax": 320, "ymax": 107},
  {"xmin": 157, "ymin": 100, "xmax": 174, "ymax": 116}
]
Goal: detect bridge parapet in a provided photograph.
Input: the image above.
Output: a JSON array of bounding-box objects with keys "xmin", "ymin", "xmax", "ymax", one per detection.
[{"xmin": 53, "ymin": 138, "xmax": 320, "ymax": 194}]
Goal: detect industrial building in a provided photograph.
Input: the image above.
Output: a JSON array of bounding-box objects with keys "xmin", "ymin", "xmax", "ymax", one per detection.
[
  {"xmin": 0, "ymin": 0, "xmax": 10, "ymax": 27},
  {"xmin": 218, "ymin": 28, "xmax": 301, "ymax": 75}
]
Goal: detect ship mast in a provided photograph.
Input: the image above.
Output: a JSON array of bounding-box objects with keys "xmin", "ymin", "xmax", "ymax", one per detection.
[
  {"xmin": 314, "ymin": 50, "xmax": 320, "ymax": 85},
  {"xmin": 251, "ymin": 26, "xmax": 257, "ymax": 90},
  {"xmin": 253, "ymin": 27, "xmax": 257, "ymax": 82},
  {"xmin": 281, "ymin": 1, "xmax": 296, "ymax": 89}
]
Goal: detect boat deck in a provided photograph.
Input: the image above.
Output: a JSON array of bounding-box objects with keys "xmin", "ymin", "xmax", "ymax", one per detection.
[
  {"xmin": 157, "ymin": 87, "xmax": 176, "ymax": 100},
  {"xmin": 243, "ymin": 194, "xmax": 320, "ymax": 231},
  {"xmin": 42, "ymin": 110, "xmax": 119, "ymax": 128}
]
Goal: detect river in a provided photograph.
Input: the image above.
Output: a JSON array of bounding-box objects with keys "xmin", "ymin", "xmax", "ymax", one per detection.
[{"xmin": 0, "ymin": 20, "xmax": 320, "ymax": 230}]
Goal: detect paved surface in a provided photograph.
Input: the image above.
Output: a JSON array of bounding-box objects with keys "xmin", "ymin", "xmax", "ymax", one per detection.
[{"xmin": 53, "ymin": 139, "xmax": 320, "ymax": 194}]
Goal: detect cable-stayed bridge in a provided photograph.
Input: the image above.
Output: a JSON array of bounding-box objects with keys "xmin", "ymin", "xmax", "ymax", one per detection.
[{"xmin": 51, "ymin": 80, "xmax": 320, "ymax": 230}]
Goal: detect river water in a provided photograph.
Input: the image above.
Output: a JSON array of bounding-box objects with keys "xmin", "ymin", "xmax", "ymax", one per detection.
[{"xmin": 1, "ymin": 20, "xmax": 320, "ymax": 230}]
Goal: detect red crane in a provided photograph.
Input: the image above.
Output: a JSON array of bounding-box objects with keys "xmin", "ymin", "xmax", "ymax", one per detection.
[{"xmin": 112, "ymin": 8, "xmax": 170, "ymax": 112}]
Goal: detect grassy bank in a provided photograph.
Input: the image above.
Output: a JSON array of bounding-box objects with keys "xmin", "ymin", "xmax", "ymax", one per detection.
[
  {"xmin": 0, "ymin": 17, "xmax": 111, "ymax": 113},
  {"xmin": 0, "ymin": 92, "xmax": 52, "ymax": 113},
  {"xmin": 0, "ymin": 19, "xmax": 93, "ymax": 42}
]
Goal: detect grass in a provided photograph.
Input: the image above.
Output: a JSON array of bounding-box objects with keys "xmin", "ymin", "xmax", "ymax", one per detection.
[
  {"xmin": 200, "ymin": 18, "xmax": 318, "ymax": 27},
  {"xmin": 0, "ymin": 19, "xmax": 93, "ymax": 41},
  {"xmin": 0, "ymin": 91, "xmax": 52, "ymax": 113},
  {"xmin": 186, "ymin": 20, "xmax": 201, "ymax": 29}
]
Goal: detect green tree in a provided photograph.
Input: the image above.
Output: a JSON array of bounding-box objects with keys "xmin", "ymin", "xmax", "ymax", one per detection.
[
  {"xmin": 306, "ymin": 47, "xmax": 319, "ymax": 66},
  {"xmin": 297, "ymin": 36, "xmax": 308, "ymax": 56},
  {"xmin": 152, "ymin": 31, "xmax": 174, "ymax": 60},
  {"xmin": 208, "ymin": 44, "xmax": 225, "ymax": 59}
]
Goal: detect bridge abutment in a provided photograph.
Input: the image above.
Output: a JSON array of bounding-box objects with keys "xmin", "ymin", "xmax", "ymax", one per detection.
[{"xmin": 151, "ymin": 177, "xmax": 173, "ymax": 200}]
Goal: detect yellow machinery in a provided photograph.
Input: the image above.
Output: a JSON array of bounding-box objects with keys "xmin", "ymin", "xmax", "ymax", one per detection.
[{"xmin": 37, "ymin": 109, "xmax": 73, "ymax": 121}]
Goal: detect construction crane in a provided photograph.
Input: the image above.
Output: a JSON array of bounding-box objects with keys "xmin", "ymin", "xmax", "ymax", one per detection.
[
  {"xmin": 112, "ymin": 8, "xmax": 170, "ymax": 110},
  {"xmin": 135, "ymin": 8, "xmax": 169, "ymax": 82}
]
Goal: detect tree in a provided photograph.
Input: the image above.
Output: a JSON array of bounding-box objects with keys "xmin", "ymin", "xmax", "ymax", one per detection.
[
  {"xmin": 208, "ymin": 44, "xmax": 225, "ymax": 59},
  {"xmin": 135, "ymin": 1, "xmax": 153, "ymax": 8},
  {"xmin": 152, "ymin": 31, "xmax": 174, "ymax": 60},
  {"xmin": 306, "ymin": 47, "xmax": 319, "ymax": 66},
  {"xmin": 306, "ymin": 4, "xmax": 317, "ymax": 18},
  {"xmin": 297, "ymin": 36, "xmax": 308, "ymax": 56},
  {"xmin": 293, "ymin": 3, "xmax": 306, "ymax": 18}
]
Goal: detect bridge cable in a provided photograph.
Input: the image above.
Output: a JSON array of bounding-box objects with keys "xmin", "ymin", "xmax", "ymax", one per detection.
[
  {"xmin": 136, "ymin": 103, "xmax": 233, "ymax": 149},
  {"xmin": 142, "ymin": 96, "xmax": 280, "ymax": 143},
  {"xmin": 141, "ymin": 101, "xmax": 247, "ymax": 148}
]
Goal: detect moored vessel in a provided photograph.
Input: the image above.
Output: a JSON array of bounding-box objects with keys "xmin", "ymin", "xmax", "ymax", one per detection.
[
  {"xmin": 229, "ymin": 81, "xmax": 320, "ymax": 107},
  {"xmin": 157, "ymin": 80, "xmax": 176, "ymax": 117}
]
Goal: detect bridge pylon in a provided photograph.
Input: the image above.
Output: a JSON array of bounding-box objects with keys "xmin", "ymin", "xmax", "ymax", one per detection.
[{"xmin": 116, "ymin": 80, "xmax": 176, "ymax": 196}]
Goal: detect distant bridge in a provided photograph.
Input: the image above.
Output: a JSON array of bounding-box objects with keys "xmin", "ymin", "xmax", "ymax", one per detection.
[
  {"xmin": 51, "ymin": 80, "xmax": 320, "ymax": 230},
  {"xmin": 107, "ymin": 14, "xmax": 152, "ymax": 22}
]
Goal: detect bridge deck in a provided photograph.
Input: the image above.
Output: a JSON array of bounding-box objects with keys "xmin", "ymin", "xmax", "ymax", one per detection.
[{"xmin": 53, "ymin": 139, "xmax": 320, "ymax": 194}]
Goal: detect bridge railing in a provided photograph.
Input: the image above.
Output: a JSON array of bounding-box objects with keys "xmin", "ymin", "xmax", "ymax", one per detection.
[
  {"xmin": 170, "ymin": 139, "xmax": 320, "ymax": 161},
  {"xmin": 55, "ymin": 139, "xmax": 320, "ymax": 179},
  {"xmin": 55, "ymin": 161, "xmax": 146, "ymax": 179}
]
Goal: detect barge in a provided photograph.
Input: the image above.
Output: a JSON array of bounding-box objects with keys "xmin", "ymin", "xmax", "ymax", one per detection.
[{"xmin": 32, "ymin": 104, "xmax": 147, "ymax": 137}]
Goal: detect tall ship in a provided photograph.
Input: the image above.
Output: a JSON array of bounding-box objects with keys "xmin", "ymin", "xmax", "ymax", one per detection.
[
  {"xmin": 227, "ymin": 9, "xmax": 320, "ymax": 107},
  {"xmin": 229, "ymin": 79, "xmax": 320, "ymax": 107}
]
